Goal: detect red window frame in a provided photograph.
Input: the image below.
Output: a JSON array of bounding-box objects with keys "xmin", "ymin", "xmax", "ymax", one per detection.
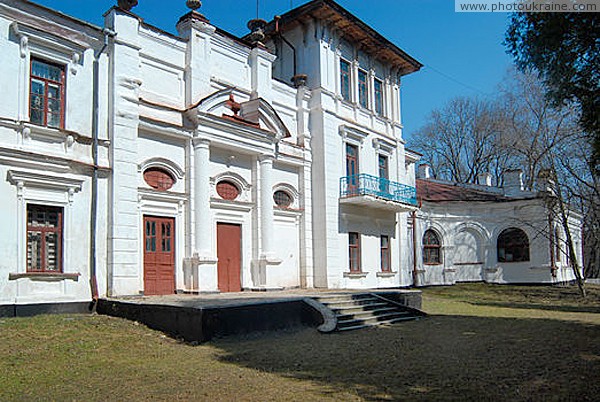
[
  {"xmin": 340, "ymin": 59, "xmax": 351, "ymax": 102},
  {"xmin": 346, "ymin": 143, "xmax": 359, "ymax": 195},
  {"xmin": 144, "ymin": 168, "xmax": 175, "ymax": 191},
  {"xmin": 381, "ymin": 235, "xmax": 391, "ymax": 272},
  {"xmin": 423, "ymin": 229, "xmax": 442, "ymax": 265},
  {"xmin": 30, "ymin": 58, "xmax": 65, "ymax": 129},
  {"xmin": 27, "ymin": 204, "xmax": 63, "ymax": 273},
  {"xmin": 349, "ymin": 232, "xmax": 361, "ymax": 272},
  {"xmin": 216, "ymin": 181, "xmax": 240, "ymax": 200}
]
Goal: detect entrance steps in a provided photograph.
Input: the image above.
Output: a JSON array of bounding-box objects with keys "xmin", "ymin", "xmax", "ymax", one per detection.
[{"xmin": 312, "ymin": 293, "xmax": 425, "ymax": 332}]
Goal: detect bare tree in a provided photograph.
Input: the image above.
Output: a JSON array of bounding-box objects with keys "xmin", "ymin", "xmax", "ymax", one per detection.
[
  {"xmin": 412, "ymin": 69, "xmax": 594, "ymax": 295},
  {"xmin": 412, "ymin": 97, "xmax": 503, "ymax": 183}
]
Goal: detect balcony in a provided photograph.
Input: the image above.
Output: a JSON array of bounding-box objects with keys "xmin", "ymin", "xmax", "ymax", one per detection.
[{"xmin": 339, "ymin": 174, "xmax": 418, "ymax": 211}]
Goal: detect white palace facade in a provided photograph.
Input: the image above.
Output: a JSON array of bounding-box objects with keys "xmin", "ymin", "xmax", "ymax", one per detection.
[{"xmin": 0, "ymin": 0, "xmax": 582, "ymax": 313}]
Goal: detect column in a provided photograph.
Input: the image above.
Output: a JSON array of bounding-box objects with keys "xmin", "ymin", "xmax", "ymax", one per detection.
[
  {"xmin": 259, "ymin": 155, "xmax": 275, "ymax": 259},
  {"xmin": 193, "ymin": 138, "xmax": 211, "ymax": 257}
]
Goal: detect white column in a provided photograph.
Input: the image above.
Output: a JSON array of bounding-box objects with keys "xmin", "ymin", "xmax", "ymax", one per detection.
[
  {"xmin": 193, "ymin": 138, "xmax": 211, "ymax": 257},
  {"xmin": 259, "ymin": 155, "xmax": 275, "ymax": 259}
]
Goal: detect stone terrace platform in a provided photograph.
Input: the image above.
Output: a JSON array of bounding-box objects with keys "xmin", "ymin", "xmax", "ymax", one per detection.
[{"xmin": 97, "ymin": 289, "xmax": 422, "ymax": 343}]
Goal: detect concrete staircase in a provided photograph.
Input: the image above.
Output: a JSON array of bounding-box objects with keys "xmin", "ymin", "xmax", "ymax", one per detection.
[{"xmin": 312, "ymin": 293, "xmax": 424, "ymax": 332}]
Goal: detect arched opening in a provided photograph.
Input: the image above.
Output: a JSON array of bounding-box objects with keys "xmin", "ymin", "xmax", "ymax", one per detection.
[
  {"xmin": 497, "ymin": 228, "xmax": 530, "ymax": 262},
  {"xmin": 423, "ymin": 229, "xmax": 442, "ymax": 265}
]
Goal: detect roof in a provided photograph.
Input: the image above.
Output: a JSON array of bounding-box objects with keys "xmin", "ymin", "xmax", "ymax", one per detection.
[
  {"xmin": 263, "ymin": 0, "xmax": 422, "ymax": 76},
  {"xmin": 416, "ymin": 179, "xmax": 513, "ymax": 203}
]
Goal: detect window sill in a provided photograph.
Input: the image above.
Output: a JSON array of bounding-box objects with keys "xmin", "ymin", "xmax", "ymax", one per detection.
[
  {"xmin": 9, "ymin": 272, "xmax": 80, "ymax": 281},
  {"xmin": 454, "ymin": 262, "xmax": 484, "ymax": 266},
  {"xmin": 376, "ymin": 271, "xmax": 397, "ymax": 278},
  {"xmin": 343, "ymin": 271, "xmax": 369, "ymax": 279}
]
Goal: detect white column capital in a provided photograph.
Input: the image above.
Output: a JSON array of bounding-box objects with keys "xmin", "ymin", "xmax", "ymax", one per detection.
[
  {"xmin": 259, "ymin": 154, "xmax": 275, "ymax": 164},
  {"xmin": 193, "ymin": 137, "xmax": 210, "ymax": 150}
]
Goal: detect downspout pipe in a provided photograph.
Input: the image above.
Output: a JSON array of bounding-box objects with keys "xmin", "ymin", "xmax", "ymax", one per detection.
[
  {"xmin": 274, "ymin": 16, "xmax": 297, "ymax": 80},
  {"xmin": 412, "ymin": 210, "xmax": 418, "ymax": 287},
  {"xmin": 90, "ymin": 28, "xmax": 116, "ymax": 308}
]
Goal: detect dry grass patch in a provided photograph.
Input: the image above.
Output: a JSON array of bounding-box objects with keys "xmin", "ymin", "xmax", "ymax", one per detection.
[{"xmin": 1, "ymin": 283, "xmax": 600, "ymax": 401}]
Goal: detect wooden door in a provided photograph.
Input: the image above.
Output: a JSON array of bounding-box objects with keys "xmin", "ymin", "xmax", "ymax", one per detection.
[
  {"xmin": 217, "ymin": 223, "xmax": 241, "ymax": 293},
  {"xmin": 144, "ymin": 216, "xmax": 175, "ymax": 296}
]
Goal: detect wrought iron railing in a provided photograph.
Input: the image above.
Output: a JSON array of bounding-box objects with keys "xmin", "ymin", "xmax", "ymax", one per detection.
[{"xmin": 340, "ymin": 174, "xmax": 417, "ymax": 206}]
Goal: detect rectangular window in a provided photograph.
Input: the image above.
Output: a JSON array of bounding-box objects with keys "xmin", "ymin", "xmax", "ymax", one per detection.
[
  {"xmin": 358, "ymin": 69, "xmax": 368, "ymax": 109},
  {"xmin": 30, "ymin": 59, "xmax": 65, "ymax": 128},
  {"xmin": 378, "ymin": 155, "xmax": 388, "ymax": 180},
  {"xmin": 374, "ymin": 78, "xmax": 383, "ymax": 116},
  {"xmin": 340, "ymin": 59, "xmax": 351, "ymax": 102},
  {"xmin": 381, "ymin": 235, "xmax": 391, "ymax": 272},
  {"xmin": 27, "ymin": 205, "xmax": 63, "ymax": 272},
  {"xmin": 378, "ymin": 154, "xmax": 389, "ymax": 195},
  {"xmin": 349, "ymin": 232, "xmax": 361, "ymax": 272}
]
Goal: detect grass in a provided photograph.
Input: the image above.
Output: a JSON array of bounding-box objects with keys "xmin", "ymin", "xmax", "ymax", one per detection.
[{"xmin": 1, "ymin": 284, "xmax": 600, "ymax": 401}]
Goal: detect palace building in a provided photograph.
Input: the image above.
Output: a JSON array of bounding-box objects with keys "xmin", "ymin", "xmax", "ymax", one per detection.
[{"xmin": 0, "ymin": 0, "xmax": 582, "ymax": 314}]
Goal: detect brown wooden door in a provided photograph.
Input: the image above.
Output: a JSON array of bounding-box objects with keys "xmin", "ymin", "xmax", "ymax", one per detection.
[
  {"xmin": 217, "ymin": 223, "xmax": 241, "ymax": 293},
  {"xmin": 144, "ymin": 216, "xmax": 175, "ymax": 296}
]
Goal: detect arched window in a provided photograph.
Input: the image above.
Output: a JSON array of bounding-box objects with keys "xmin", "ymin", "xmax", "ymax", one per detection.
[
  {"xmin": 216, "ymin": 180, "xmax": 240, "ymax": 200},
  {"xmin": 423, "ymin": 229, "xmax": 442, "ymax": 265},
  {"xmin": 497, "ymin": 228, "xmax": 529, "ymax": 262},
  {"xmin": 144, "ymin": 168, "xmax": 175, "ymax": 191},
  {"xmin": 273, "ymin": 190, "xmax": 292, "ymax": 208}
]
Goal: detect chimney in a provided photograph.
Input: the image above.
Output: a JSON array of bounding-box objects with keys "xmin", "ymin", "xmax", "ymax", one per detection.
[
  {"xmin": 417, "ymin": 164, "xmax": 432, "ymax": 179},
  {"xmin": 477, "ymin": 172, "xmax": 492, "ymax": 186},
  {"xmin": 503, "ymin": 169, "xmax": 524, "ymax": 195}
]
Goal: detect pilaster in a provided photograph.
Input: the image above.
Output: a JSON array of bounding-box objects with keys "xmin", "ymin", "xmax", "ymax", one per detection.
[{"xmin": 105, "ymin": 8, "xmax": 143, "ymax": 296}]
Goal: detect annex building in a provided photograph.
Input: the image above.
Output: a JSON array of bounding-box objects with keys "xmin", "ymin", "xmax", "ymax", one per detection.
[{"xmin": 0, "ymin": 0, "xmax": 583, "ymax": 314}]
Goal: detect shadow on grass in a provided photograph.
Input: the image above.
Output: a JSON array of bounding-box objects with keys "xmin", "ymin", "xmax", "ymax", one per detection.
[
  {"xmin": 469, "ymin": 301, "xmax": 600, "ymax": 314},
  {"xmin": 213, "ymin": 315, "xmax": 600, "ymax": 401}
]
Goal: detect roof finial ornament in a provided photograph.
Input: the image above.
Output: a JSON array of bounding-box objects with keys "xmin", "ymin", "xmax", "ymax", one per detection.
[
  {"xmin": 117, "ymin": 0, "xmax": 138, "ymax": 11},
  {"xmin": 247, "ymin": 18, "xmax": 267, "ymax": 46},
  {"xmin": 186, "ymin": 0, "xmax": 202, "ymax": 10}
]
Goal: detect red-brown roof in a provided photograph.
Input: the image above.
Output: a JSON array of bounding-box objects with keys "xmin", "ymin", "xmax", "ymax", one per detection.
[{"xmin": 416, "ymin": 179, "xmax": 512, "ymax": 202}]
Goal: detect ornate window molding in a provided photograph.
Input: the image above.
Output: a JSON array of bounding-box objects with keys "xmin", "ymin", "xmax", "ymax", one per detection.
[{"xmin": 339, "ymin": 124, "xmax": 369, "ymax": 146}]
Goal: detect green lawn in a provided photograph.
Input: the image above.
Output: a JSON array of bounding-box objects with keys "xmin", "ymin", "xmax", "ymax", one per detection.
[{"xmin": 2, "ymin": 284, "xmax": 600, "ymax": 401}]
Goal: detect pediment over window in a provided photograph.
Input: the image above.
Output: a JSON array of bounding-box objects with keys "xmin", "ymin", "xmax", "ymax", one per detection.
[{"xmin": 186, "ymin": 88, "xmax": 291, "ymax": 141}]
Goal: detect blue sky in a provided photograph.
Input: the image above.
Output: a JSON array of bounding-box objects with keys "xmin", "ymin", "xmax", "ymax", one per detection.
[{"xmin": 32, "ymin": 0, "xmax": 514, "ymax": 142}]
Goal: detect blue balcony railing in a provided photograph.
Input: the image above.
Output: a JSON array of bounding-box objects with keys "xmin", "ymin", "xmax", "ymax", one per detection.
[{"xmin": 340, "ymin": 174, "xmax": 417, "ymax": 206}]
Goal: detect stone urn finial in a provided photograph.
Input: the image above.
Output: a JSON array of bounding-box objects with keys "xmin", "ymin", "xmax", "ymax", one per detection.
[
  {"xmin": 186, "ymin": 0, "xmax": 202, "ymax": 10},
  {"xmin": 247, "ymin": 18, "xmax": 267, "ymax": 45},
  {"xmin": 117, "ymin": 0, "xmax": 138, "ymax": 11}
]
